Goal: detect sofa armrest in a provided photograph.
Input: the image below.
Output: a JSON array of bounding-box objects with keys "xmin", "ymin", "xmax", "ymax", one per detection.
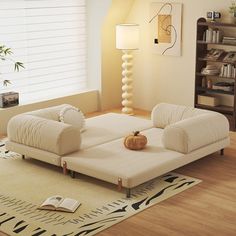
[
  {"xmin": 7, "ymin": 114, "xmax": 81, "ymax": 155},
  {"xmin": 162, "ymin": 113, "xmax": 229, "ymax": 154},
  {"xmin": 151, "ymin": 103, "xmax": 208, "ymax": 128}
]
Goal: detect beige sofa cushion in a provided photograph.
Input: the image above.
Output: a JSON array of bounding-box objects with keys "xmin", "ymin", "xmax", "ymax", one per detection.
[
  {"xmin": 62, "ymin": 127, "xmax": 229, "ymax": 188},
  {"xmin": 25, "ymin": 104, "xmax": 69, "ymax": 121},
  {"xmin": 151, "ymin": 103, "xmax": 209, "ymax": 128},
  {"xmin": 7, "ymin": 114, "xmax": 81, "ymax": 155},
  {"xmin": 162, "ymin": 113, "xmax": 229, "ymax": 154},
  {"xmin": 59, "ymin": 105, "xmax": 85, "ymax": 132},
  {"xmin": 81, "ymin": 113, "xmax": 153, "ymax": 149}
]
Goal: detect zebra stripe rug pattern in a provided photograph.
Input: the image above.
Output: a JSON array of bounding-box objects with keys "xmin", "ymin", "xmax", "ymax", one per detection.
[
  {"xmin": 0, "ymin": 142, "xmax": 201, "ymax": 236},
  {"xmin": 0, "ymin": 173, "xmax": 201, "ymax": 236}
]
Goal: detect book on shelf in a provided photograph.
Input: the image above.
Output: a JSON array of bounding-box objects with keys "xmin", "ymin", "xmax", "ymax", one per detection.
[
  {"xmin": 223, "ymin": 51, "xmax": 236, "ymax": 63},
  {"xmin": 201, "ymin": 65, "xmax": 220, "ymax": 75},
  {"xmin": 219, "ymin": 64, "xmax": 236, "ymax": 78},
  {"xmin": 222, "ymin": 36, "xmax": 236, "ymax": 45},
  {"xmin": 38, "ymin": 195, "xmax": 81, "ymax": 213},
  {"xmin": 212, "ymin": 82, "xmax": 234, "ymax": 92},
  {"xmin": 203, "ymin": 28, "xmax": 222, "ymax": 43},
  {"xmin": 204, "ymin": 48, "xmax": 224, "ymax": 60}
]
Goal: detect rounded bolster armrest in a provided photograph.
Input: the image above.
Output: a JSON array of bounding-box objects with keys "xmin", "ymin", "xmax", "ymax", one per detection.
[
  {"xmin": 7, "ymin": 114, "xmax": 81, "ymax": 156},
  {"xmin": 151, "ymin": 103, "xmax": 209, "ymax": 129},
  {"xmin": 162, "ymin": 113, "xmax": 229, "ymax": 154}
]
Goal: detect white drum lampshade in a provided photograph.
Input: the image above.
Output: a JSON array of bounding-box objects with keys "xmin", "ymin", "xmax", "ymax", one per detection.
[
  {"xmin": 116, "ymin": 24, "xmax": 139, "ymax": 50},
  {"xmin": 116, "ymin": 24, "xmax": 140, "ymax": 115}
]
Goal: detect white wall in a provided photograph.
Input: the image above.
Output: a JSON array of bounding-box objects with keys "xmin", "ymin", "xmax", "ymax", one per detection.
[
  {"xmin": 87, "ymin": 0, "xmax": 135, "ymax": 111},
  {"xmin": 87, "ymin": 0, "xmax": 111, "ymax": 106},
  {"xmin": 126, "ymin": 0, "xmax": 234, "ymax": 111},
  {"xmin": 101, "ymin": 0, "xmax": 135, "ymax": 110}
]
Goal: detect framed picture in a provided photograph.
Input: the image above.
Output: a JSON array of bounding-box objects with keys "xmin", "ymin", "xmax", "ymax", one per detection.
[{"xmin": 149, "ymin": 2, "xmax": 182, "ymax": 56}]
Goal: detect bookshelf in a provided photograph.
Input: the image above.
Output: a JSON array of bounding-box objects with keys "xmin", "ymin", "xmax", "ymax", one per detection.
[{"xmin": 195, "ymin": 18, "xmax": 236, "ymax": 130}]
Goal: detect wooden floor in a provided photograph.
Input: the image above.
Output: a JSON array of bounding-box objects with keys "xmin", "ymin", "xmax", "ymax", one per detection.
[{"xmin": 1, "ymin": 108, "xmax": 236, "ymax": 236}]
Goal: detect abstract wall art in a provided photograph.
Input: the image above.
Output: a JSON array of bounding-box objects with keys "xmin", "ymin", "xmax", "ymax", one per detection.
[{"xmin": 149, "ymin": 2, "xmax": 182, "ymax": 56}]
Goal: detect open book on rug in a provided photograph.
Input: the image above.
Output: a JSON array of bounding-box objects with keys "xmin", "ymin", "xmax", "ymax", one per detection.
[{"xmin": 38, "ymin": 195, "xmax": 81, "ymax": 213}]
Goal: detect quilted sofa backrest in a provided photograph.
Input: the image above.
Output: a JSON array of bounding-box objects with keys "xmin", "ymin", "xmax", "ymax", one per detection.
[
  {"xmin": 25, "ymin": 104, "xmax": 70, "ymax": 121},
  {"xmin": 151, "ymin": 103, "xmax": 211, "ymax": 128}
]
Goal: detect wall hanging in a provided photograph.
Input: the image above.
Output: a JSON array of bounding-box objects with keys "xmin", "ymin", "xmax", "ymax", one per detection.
[{"xmin": 149, "ymin": 2, "xmax": 182, "ymax": 56}]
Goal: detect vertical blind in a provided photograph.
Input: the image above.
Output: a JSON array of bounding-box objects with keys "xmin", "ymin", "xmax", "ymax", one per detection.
[{"xmin": 0, "ymin": 0, "xmax": 87, "ymax": 104}]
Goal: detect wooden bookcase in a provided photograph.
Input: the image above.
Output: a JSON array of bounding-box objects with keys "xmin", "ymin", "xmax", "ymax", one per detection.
[{"xmin": 195, "ymin": 18, "xmax": 236, "ymax": 130}]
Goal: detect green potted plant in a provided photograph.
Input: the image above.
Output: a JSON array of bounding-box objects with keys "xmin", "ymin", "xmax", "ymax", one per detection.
[
  {"xmin": 0, "ymin": 44, "xmax": 24, "ymax": 86},
  {"xmin": 229, "ymin": 1, "xmax": 236, "ymax": 23}
]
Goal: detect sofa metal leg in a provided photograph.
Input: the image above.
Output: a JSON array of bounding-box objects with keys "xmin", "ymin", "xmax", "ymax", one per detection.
[
  {"xmin": 70, "ymin": 171, "xmax": 75, "ymax": 178},
  {"xmin": 22, "ymin": 155, "xmax": 25, "ymax": 160},
  {"xmin": 220, "ymin": 149, "xmax": 224, "ymax": 156},
  {"xmin": 126, "ymin": 188, "xmax": 131, "ymax": 198}
]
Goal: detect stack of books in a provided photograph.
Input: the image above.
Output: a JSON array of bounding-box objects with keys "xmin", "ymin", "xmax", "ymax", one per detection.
[
  {"xmin": 204, "ymin": 49, "xmax": 224, "ymax": 60},
  {"xmin": 201, "ymin": 65, "xmax": 220, "ymax": 75},
  {"xmin": 219, "ymin": 64, "xmax": 236, "ymax": 78},
  {"xmin": 222, "ymin": 36, "xmax": 236, "ymax": 45},
  {"xmin": 203, "ymin": 28, "xmax": 222, "ymax": 43},
  {"xmin": 212, "ymin": 82, "xmax": 234, "ymax": 92}
]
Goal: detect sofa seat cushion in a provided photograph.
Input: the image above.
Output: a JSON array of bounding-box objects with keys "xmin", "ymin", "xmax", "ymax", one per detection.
[
  {"xmin": 62, "ymin": 128, "xmax": 229, "ymax": 188},
  {"xmin": 81, "ymin": 113, "xmax": 153, "ymax": 149},
  {"xmin": 162, "ymin": 113, "xmax": 229, "ymax": 154},
  {"xmin": 7, "ymin": 114, "xmax": 81, "ymax": 156}
]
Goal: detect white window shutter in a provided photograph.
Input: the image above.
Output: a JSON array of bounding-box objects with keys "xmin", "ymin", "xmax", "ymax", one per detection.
[{"xmin": 0, "ymin": 0, "xmax": 87, "ymax": 104}]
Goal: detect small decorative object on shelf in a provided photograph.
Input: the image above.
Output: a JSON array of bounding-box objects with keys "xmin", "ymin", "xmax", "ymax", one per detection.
[
  {"xmin": 207, "ymin": 78, "xmax": 213, "ymax": 89},
  {"xmin": 229, "ymin": 1, "xmax": 236, "ymax": 23},
  {"xmin": 195, "ymin": 18, "xmax": 236, "ymax": 130},
  {"xmin": 0, "ymin": 92, "xmax": 19, "ymax": 108},
  {"xmin": 206, "ymin": 11, "xmax": 221, "ymax": 22}
]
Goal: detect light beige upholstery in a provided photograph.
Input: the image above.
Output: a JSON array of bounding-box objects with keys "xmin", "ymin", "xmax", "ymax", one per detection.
[
  {"xmin": 6, "ymin": 140, "xmax": 61, "ymax": 166},
  {"xmin": 82, "ymin": 113, "xmax": 153, "ymax": 149},
  {"xmin": 6, "ymin": 107, "xmax": 153, "ymax": 166},
  {"xmin": 151, "ymin": 103, "xmax": 210, "ymax": 128},
  {"xmin": 162, "ymin": 113, "xmax": 229, "ymax": 153},
  {"xmin": 7, "ymin": 114, "xmax": 81, "ymax": 156},
  {"xmin": 62, "ymin": 128, "xmax": 230, "ymax": 188},
  {"xmin": 6, "ymin": 103, "xmax": 230, "ymax": 190},
  {"xmin": 26, "ymin": 104, "xmax": 69, "ymax": 121}
]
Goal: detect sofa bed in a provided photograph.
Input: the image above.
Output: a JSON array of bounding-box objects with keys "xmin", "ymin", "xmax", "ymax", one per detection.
[{"xmin": 6, "ymin": 103, "xmax": 230, "ymax": 197}]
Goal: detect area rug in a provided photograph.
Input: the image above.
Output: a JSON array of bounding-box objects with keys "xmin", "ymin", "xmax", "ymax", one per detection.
[{"xmin": 0, "ymin": 145, "xmax": 201, "ymax": 236}]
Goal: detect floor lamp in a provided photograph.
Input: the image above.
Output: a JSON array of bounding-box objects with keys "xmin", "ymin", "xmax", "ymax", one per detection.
[{"xmin": 116, "ymin": 24, "xmax": 139, "ymax": 115}]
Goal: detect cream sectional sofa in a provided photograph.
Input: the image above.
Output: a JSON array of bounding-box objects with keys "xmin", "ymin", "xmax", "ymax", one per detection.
[{"xmin": 6, "ymin": 103, "xmax": 230, "ymax": 197}]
